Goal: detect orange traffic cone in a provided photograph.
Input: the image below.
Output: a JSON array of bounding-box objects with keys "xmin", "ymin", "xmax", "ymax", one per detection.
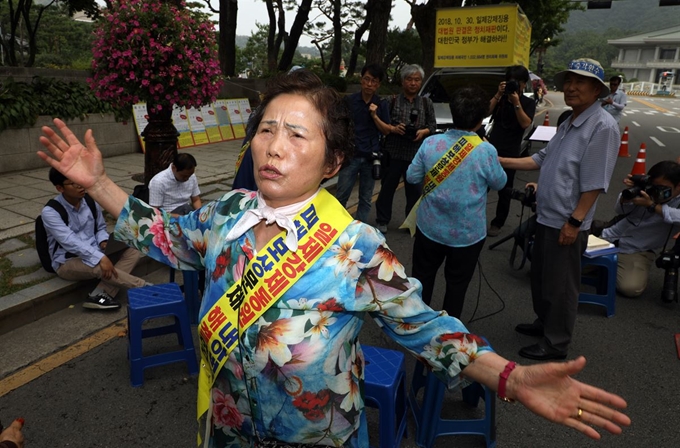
[
  {"xmin": 630, "ymin": 143, "xmax": 647, "ymax": 175},
  {"xmin": 542, "ymin": 111, "xmax": 550, "ymax": 126},
  {"xmin": 618, "ymin": 126, "xmax": 630, "ymax": 157}
]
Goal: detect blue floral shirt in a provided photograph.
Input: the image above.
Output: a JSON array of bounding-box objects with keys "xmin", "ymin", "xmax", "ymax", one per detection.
[
  {"xmin": 114, "ymin": 190, "xmax": 494, "ymax": 447},
  {"xmin": 406, "ymin": 130, "xmax": 507, "ymax": 247}
]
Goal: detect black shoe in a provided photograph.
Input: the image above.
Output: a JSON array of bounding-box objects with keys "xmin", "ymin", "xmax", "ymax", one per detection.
[
  {"xmin": 83, "ymin": 293, "xmax": 121, "ymax": 310},
  {"xmin": 519, "ymin": 343, "xmax": 567, "ymax": 361},
  {"xmin": 515, "ymin": 323, "xmax": 544, "ymax": 337}
]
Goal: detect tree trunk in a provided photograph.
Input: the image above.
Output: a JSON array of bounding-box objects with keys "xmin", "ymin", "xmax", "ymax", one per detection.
[
  {"xmin": 346, "ymin": 3, "xmax": 371, "ymax": 78},
  {"xmin": 266, "ymin": 0, "xmax": 279, "ymax": 73},
  {"xmin": 329, "ymin": 0, "xmax": 342, "ymax": 75},
  {"xmin": 365, "ymin": 0, "xmax": 390, "ymax": 66},
  {"xmin": 277, "ymin": 0, "xmax": 313, "ymax": 72},
  {"xmin": 219, "ymin": 0, "xmax": 238, "ymax": 77}
]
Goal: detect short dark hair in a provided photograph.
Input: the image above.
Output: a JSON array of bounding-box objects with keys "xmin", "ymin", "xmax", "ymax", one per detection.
[
  {"xmin": 361, "ymin": 64, "xmax": 385, "ymax": 82},
  {"xmin": 449, "ymin": 85, "xmax": 489, "ymax": 131},
  {"xmin": 505, "ymin": 65, "xmax": 529, "ymax": 84},
  {"xmin": 49, "ymin": 167, "xmax": 68, "ymax": 186},
  {"xmin": 609, "ymin": 75, "xmax": 622, "ymax": 84},
  {"xmin": 649, "ymin": 161, "xmax": 680, "ymax": 185},
  {"xmin": 173, "ymin": 152, "xmax": 197, "ymax": 171},
  {"xmin": 248, "ymin": 69, "xmax": 354, "ymax": 171}
]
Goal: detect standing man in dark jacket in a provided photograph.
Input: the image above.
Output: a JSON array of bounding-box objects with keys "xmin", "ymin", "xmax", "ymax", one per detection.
[
  {"xmin": 375, "ymin": 64, "xmax": 436, "ymax": 234},
  {"xmin": 335, "ymin": 64, "xmax": 392, "ymax": 222},
  {"xmin": 487, "ymin": 65, "xmax": 536, "ymax": 237}
]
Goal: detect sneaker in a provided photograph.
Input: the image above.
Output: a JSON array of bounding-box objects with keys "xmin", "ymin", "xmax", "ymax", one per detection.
[
  {"xmin": 487, "ymin": 225, "xmax": 502, "ymax": 237},
  {"xmin": 376, "ymin": 223, "xmax": 388, "ymax": 234},
  {"xmin": 83, "ymin": 293, "xmax": 121, "ymax": 310}
]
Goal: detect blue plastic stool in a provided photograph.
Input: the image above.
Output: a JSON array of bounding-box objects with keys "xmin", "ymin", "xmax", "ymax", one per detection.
[
  {"xmin": 580, "ymin": 252, "xmax": 618, "ymax": 317},
  {"xmin": 362, "ymin": 345, "xmax": 408, "ymax": 448},
  {"xmin": 169, "ymin": 269, "xmax": 201, "ymax": 324},
  {"xmin": 409, "ymin": 362, "xmax": 496, "ymax": 448},
  {"xmin": 127, "ymin": 283, "xmax": 199, "ymax": 387}
]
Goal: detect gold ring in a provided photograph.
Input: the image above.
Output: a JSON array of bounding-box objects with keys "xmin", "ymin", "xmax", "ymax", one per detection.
[{"xmin": 577, "ymin": 408, "xmax": 583, "ymax": 419}]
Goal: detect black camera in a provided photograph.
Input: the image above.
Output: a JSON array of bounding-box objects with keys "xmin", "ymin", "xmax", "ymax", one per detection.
[
  {"xmin": 505, "ymin": 80, "xmax": 519, "ymax": 95},
  {"xmin": 509, "ymin": 185, "xmax": 536, "ymax": 208},
  {"xmin": 655, "ymin": 239, "xmax": 680, "ymax": 303},
  {"xmin": 621, "ymin": 174, "xmax": 672, "ymax": 203},
  {"xmin": 371, "ymin": 150, "xmax": 383, "ymax": 180},
  {"xmin": 399, "ymin": 109, "xmax": 419, "ymax": 141}
]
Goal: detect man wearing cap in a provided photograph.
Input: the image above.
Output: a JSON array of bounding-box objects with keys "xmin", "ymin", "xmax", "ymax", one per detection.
[
  {"xmin": 499, "ymin": 58, "xmax": 620, "ymax": 361},
  {"xmin": 602, "ymin": 75, "xmax": 627, "ymax": 124}
]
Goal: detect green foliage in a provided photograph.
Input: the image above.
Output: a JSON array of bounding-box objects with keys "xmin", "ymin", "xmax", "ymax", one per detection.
[
  {"xmin": 0, "ymin": 77, "xmax": 42, "ymax": 131},
  {"xmin": 317, "ymin": 72, "xmax": 347, "ymax": 92},
  {"xmin": 33, "ymin": 4, "xmax": 95, "ymax": 69},
  {"xmin": 384, "ymin": 28, "xmax": 422, "ymax": 82},
  {"xmin": 0, "ymin": 76, "xmax": 130, "ymax": 132},
  {"xmin": 541, "ymin": 28, "xmax": 627, "ymax": 83}
]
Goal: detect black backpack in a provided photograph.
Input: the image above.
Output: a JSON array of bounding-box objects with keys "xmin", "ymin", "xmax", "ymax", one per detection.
[
  {"xmin": 35, "ymin": 195, "xmax": 98, "ymax": 273},
  {"xmin": 132, "ymin": 184, "xmax": 149, "ymax": 203}
]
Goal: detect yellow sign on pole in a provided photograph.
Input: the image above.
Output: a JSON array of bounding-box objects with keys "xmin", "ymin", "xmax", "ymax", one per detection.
[{"xmin": 434, "ymin": 4, "xmax": 531, "ymax": 68}]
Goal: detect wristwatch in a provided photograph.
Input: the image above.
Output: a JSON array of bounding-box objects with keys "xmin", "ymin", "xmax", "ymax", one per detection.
[
  {"xmin": 647, "ymin": 202, "xmax": 657, "ymax": 213},
  {"xmin": 567, "ymin": 215, "xmax": 583, "ymax": 228},
  {"xmin": 514, "ymin": 104, "xmax": 521, "ymax": 110}
]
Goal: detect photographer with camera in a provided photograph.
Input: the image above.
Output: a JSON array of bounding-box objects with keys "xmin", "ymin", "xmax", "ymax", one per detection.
[
  {"xmin": 595, "ymin": 161, "xmax": 680, "ymax": 300},
  {"xmin": 375, "ymin": 64, "xmax": 436, "ymax": 234},
  {"xmin": 335, "ymin": 64, "xmax": 392, "ymax": 223},
  {"xmin": 499, "ymin": 58, "xmax": 619, "ymax": 361},
  {"xmin": 487, "ymin": 65, "xmax": 536, "ymax": 238},
  {"xmin": 406, "ymin": 86, "xmax": 506, "ymax": 319}
]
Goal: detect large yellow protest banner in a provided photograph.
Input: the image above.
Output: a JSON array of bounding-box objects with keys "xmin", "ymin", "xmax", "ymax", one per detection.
[{"xmin": 434, "ymin": 4, "xmax": 531, "ymax": 68}]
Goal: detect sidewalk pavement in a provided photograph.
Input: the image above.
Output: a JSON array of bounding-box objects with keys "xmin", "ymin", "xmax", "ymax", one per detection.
[{"xmin": 0, "ymin": 138, "xmax": 358, "ymax": 338}]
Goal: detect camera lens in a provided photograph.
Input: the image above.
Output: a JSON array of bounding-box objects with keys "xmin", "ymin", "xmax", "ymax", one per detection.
[{"xmin": 372, "ymin": 159, "xmax": 381, "ymax": 180}]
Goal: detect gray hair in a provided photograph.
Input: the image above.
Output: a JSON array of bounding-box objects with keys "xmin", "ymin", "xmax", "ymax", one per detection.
[{"xmin": 400, "ymin": 64, "xmax": 425, "ymax": 80}]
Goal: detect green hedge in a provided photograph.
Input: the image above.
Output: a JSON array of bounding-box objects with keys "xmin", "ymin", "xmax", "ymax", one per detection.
[{"xmin": 0, "ymin": 76, "xmax": 130, "ymax": 132}]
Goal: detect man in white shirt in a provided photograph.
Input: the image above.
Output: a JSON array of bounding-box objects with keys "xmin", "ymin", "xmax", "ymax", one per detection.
[
  {"xmin": 149, "ymin": 153, "xmax": 202, "ymax": 215},
  {"xmin": 602, "ymin": 75, "xmax": 627, "ymax": 124}
]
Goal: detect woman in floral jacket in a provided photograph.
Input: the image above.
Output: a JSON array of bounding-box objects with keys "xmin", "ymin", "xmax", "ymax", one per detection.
[{"xmin": 38, "ymin": 71, "xmax": 630, "ymax": 448}]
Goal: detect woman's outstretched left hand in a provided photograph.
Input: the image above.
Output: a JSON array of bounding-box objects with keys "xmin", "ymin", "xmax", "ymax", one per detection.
[{"xmin": 512, "ymin": 356, "xmax": 631, "ymax": 439}]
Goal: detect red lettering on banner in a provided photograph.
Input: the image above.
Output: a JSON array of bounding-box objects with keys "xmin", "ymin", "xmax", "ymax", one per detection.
[
  {"xmin": 208, "ymin": 306, "xmax": 227, "ymax": 331},
  {"xmin": 199, "ymin": 321, "xmax": 213, "ymax": 343},
  {"xmin": 240, "ymin": 302, "xmax": 254, "ymax": 327},
  {"xmin": 265, "ymin": 269, "xmax": 290, "ymax": 296},
  {"xmin": 314, "ymin": 222, "xmax": 337, "ymax": 245},
  {"xmin": 300, "ymin": 237, "xmax": 322, "ymax": 262},
  {"xmin": 285, "ymin": 252, "xmax": 307, "ymax": 273}
]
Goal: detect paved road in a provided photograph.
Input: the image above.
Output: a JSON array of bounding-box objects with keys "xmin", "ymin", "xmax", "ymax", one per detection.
[{"xmin": 2, "ymin": 97, "xmax": 680, "ymax": 447}]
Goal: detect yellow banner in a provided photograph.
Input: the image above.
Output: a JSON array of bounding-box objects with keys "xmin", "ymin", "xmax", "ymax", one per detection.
[
  {"xmin": 234, "ymin": 140, "xmax": 250, "ymax": 177},
  {"xmin": 196, "ymin": 189, "xmax": 353, "ymax": 434},
  {"xmin": 434, "ymin": 4, "xmax": 531, "ymax": 68},
  {"xmin": 400, "ymin": 135, "xmax": 482, "ymax": 236}
]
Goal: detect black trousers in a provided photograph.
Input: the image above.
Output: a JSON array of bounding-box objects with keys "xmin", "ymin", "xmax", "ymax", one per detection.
[
  {"xmin": 490, "ymin": 167, "xmax": 516, "ymax": 228},
  {"xmin": 530, "ymin": 223, "xmax": 587, "ymax": 352},
  {"xmin": 375, "ymin": 159, "xmax": 421, "ymax": 225},
  {"xmin": 411, "ymin": 227, "xmax": 485, "ymax": 319}
]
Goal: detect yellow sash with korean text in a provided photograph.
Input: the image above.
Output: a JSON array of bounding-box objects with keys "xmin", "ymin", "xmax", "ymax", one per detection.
[
  {"xmin": 233, "ymin": 140, "xmax": 250, "ymax": 178},
  {"xmin": 196, "ymin": 189, "xmax": 353, "ymax": 435},
  {"xmin": 400, "ymin": 134, "xmax": 483, "ymax": 236}
]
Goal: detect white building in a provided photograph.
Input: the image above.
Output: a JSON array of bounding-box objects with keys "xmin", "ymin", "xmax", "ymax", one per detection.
[{"xmin": 609, "ymin": 25, "xmax": 680, "ymax": 84}]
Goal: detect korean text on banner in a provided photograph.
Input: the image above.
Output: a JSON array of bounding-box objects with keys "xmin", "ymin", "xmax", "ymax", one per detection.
[
  {"xmin": 214, "ymin": 100, "xmax": 236, "ymax": 141},
  {"xmin": 187, "ymin": 107, "xmax": 210, "ymax": 146},
  {"xmin": 172, "ymin": 106, "xmax": 196, "ymax": 149},
  {"xmin": 226, "ymin": 99, "xmax": 246, "ymax": 139},
  {"xmin": 434, "ymin": 4, "xmax": 531, "ymax": 68},
  {"xmin": 201, "ymin": 105, "xmax": 224, "ymax": 143}
]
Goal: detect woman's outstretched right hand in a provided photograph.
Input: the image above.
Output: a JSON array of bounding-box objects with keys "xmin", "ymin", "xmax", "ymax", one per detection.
[{"xmin": 38, "ymin": 118, "xmax": 106, "ymax": 190}]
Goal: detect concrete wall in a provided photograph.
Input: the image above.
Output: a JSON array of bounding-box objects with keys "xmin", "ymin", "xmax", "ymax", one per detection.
[{"xmin": 1, "ymin": 114, "xmax": 140, "ymax": 174}]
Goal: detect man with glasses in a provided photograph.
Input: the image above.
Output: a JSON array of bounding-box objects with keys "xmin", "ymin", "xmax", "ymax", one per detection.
[
  {"xmin": 375, "ymin": 64, "xmax": 436, "ymax": 234},
  {"xmin": 42, "ymin": 168, "xmax": 149, "ymax": 310},
  {"xmin": 602, "ymin": 75, "xmax": 627, "ymax": 124},
  {"xmin": 335, "ymin": 64, "xmax": 392, "ymax": 222}
]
